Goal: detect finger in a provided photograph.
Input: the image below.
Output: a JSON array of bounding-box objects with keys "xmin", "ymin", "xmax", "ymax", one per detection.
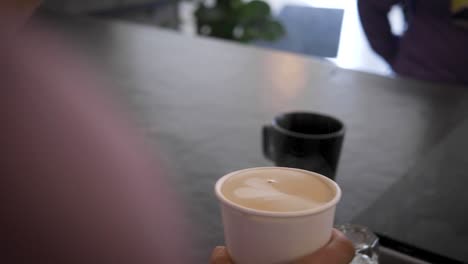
[
  {"xmin": 210, "ymin": 246, "xmax": 233, "ymax": 264},
  {"xmin": 296, "ymin": 229, "xmax": 355, "ymax": 264}
]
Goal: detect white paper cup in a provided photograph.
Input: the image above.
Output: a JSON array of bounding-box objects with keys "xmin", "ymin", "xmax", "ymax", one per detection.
[{"xmin": 215, "ymin": 167, "xmax": 341, "ymax": 264}]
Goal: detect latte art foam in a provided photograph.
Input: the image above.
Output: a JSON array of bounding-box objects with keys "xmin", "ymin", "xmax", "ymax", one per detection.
[{"xmin": 221, "ymin": 168, "xmax": 334, "ymax": 212}]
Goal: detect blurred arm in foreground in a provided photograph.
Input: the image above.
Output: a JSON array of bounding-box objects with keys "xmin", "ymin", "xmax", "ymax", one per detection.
[{"xmin": 0, "ymin": 21, "xmax": 189, "ymax": 264}]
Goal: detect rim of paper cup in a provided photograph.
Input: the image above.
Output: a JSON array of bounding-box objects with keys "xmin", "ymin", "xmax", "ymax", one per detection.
[{"xmin": 215, "ymin": 167, "xmax": 342, "ymax": 218}]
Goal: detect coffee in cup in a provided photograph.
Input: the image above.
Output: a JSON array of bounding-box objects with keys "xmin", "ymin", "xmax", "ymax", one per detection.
[{"xmin": 220, "ymin": 167, "xmax": 334, "ymax": 213}]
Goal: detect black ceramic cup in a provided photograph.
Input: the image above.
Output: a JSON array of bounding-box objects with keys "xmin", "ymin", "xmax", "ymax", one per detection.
[{"xmin": 262, "ymin": 112, "xmax": 345, "ymax": 180}]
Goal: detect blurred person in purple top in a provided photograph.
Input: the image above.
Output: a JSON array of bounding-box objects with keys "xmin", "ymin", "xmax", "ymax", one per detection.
[{"xmin": 358, "ymin": 0, "xmax": 468, "ymax": 85}]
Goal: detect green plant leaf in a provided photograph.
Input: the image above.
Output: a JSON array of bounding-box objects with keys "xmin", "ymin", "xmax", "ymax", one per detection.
[
  {"xmin": 195, "ymin": 0, "xmax": 285, "ymax": 42},
  {"xmin": 262, "ymin": 20, "xmax": 285, "ymax": 40},
  {"xmin": 238, "ymin": 0, "xmax": 271, "ymax": 22}
]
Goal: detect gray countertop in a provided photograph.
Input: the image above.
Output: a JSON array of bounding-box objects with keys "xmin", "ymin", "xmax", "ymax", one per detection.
[{"xmin": 46, "ymin": 16, "xmax": 468, "ymax": 262}]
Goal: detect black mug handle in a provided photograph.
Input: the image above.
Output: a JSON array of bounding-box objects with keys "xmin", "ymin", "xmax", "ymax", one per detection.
[{"xmin": 262, "ymin": 125, "xmax": 273, "ymax": 160}]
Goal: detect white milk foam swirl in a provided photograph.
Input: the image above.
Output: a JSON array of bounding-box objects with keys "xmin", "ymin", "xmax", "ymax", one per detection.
[{"xmin": 222, "ymin": 169, "xmax": 334, "ymax": 212}]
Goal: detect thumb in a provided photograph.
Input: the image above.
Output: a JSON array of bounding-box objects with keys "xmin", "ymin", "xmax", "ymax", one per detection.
[
  {"xmin": 210, "ymin": 246, "xmax": 234, "ymax": 264},
  {"xmin": 296, "ymin": 229, "xmax": 355, "ymax": 264}
]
